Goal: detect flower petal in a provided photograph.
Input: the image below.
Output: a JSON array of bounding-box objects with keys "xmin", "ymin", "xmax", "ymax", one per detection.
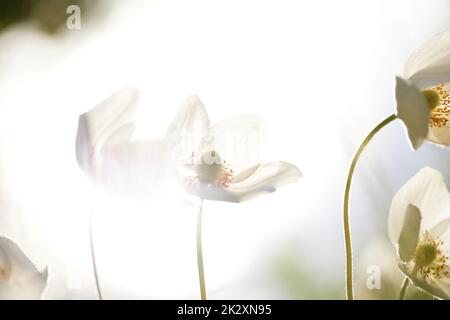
[
  {"xmin": 395, "ymin": 77, "xmax": 430, "ymax": 150},
  {"xmin": 76, "ymin": 87, "xmax": 140, "ymax": 174},
  {"xmin": 198, "ymin": 115, "xmax": 264, "ymax": 175},
  {"xmin": 430, "ymin": 217, "xmax": 450, "ymax": 239},
  {"xmin": 389, "ymin": 167, "xmax": 450, "ymax": 247},
  {"xmin": 434, "ymin": 277, "xmax": 450, "ymax": 300},
  {"xmin": 166, "ymin": 95, "xmax": 210, "ymax": 163},
  {"xmin": 397, "ymin": 204, "xmax": 421, "ymax": 263},
  {"xmin": 0, "ymin": 237, "xmax": 47, "ymax": 299},
  {"xmin": 398, "ymin": 263, "xmax": 449, "ymax": 299},
  {"xmin": 404, "ymin": 30, "xmax": 450, "ymax": 89},
  {"xmin": 219, "ymin": 161, "xmax": 303, "ymax": 202}
]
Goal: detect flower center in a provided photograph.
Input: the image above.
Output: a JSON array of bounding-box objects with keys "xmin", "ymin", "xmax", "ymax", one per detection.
[
  {"xmin": 183, "ymin": 150, "xmax": 234, "ymax": 188},
  {"xmin": 426, "ymin": 84, "xmax": 450, "ymax": 128},
  {"xmin": 415, "ymin": 243, "xmax": 438, "ymax": 267},
  {"xmin": 413, "ymin": 231, "xmax": 449, "ymax": 280},
  {"xmin": 422, "ymin": 89, "xmax": 441, "ymax": 111}
]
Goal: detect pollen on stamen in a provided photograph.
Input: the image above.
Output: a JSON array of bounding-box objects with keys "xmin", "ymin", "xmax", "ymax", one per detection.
[
  {"xmin": 428, "ymin": 84, "xmax": 450, "ymax": 128},
  {"xmin": 215, "ymin": 160, "xmax": 234, "ymax": 188},
  {"xmin": 414, "ymin": 230, "xmax": 449, "ymax": 280}
]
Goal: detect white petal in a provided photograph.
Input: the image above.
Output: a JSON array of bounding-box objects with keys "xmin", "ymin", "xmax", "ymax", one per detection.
[
  {"xmin": 434, "ymin": 277, "xmax": 450, "ymax": 300},
  {"xmin": 166, "ymin": 95, "xmax": 210, "ymax": 162},
  {"xmin": 397, "ymin": 204, "xmax": 421, "ymax": 263},
  {"xmin": 0, "ymin": 237, "xmax": 47, "ymax": 299},
  {"xmin": 389, "ymin": 167, "xmax": 450, "ymax": 247},
  {"xmin": 395, "ymin": 77, "xmax": 430, "ymax": 150},
  {"xmin": 206, "ymin": 161, "xmax": 302, "ymax": 202},
  {"xmin": 430, "ymin": 217, "xmax": 450, "ymax": 239},
  {"xmin": 405, "ymin": 30, "xmax": 450, "ymax": 89},
  {"xmin": 76, "ymin": 87, "xmax": 140, "ymax": 174},
  {"xmin": 427, "ymin": 121, "xmax": 450, "ymax": 147},
  {"xmin": 398, "ymin": 263, "xmax": 449, "ymax": 299},
  {"xmin": 198, "ymin": 115, "xmax": 264, "ymax": 175}
]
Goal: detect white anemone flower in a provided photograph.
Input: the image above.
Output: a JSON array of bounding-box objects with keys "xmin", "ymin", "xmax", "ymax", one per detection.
[
  {"xmin": 389, "ymin": 167, "xmax": 450, "ymax": 299},
  {"xmin": 0, "ymin": 237, "xmax": 47, "ymax": 299},
  {"xmin": 396, "ymin": 30, "xmax": 450, "ymax": 149},
  {"xmin": 166, "ymin": 95, "xmax": 302, "ymax": 203},
  {"xmin": 166, "ymin": 96, "xmax": 301, "ymax": 299}
]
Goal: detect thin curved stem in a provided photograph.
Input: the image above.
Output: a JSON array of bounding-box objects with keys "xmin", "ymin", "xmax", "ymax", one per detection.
[
  {"xmin": 343, "ymin": 114, "xmax": 397, "ymax": 300},
  {"xmin": 398, "ymin": 277, "xmax": 410, "ymax": 300},
  {"xmin": 196, "ymin": 199, "xmax": 207, "ymax": 300},
  {"xmin": 89, "ymin": 212, "xmax": 103, "ymax": 300}
]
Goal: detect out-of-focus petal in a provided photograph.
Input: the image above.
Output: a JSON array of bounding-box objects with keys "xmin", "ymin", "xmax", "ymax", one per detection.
[
  {"xmin": 389, "ymin": 167, "xmax": 450, "ymax": 247},
  {"xmin": 198, "ymin": 115, "xmax": 264, "ymax": 175},
  {"xmin": 0, "ymin": 237, "xmax": 47, "ymax": 299},
  {"xmin": 76, "ymin": 87, "xmax": 140, "ymax": 174},
  {"xmin": 405, "ymin": 30, "xmax": 450, "ymax": 89},
  {"xmin": 166, "ymin": 95, "xmax": 210, "ymax": 163},
  {"xmin": 395, "ymin": 77, "xmax": 430, "ymax": 150}
]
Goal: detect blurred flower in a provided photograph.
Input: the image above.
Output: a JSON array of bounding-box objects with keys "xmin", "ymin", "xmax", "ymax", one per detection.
[
  {"xmin": 0, "ymin": 236, "xmax": 47, "ymax": 299},
  {"xmin": 76, "ymin": 87, "xmax": 168, "ymax": 196},
  {"xmin": 389, "ymin": 167, "xmax": 450, "ymax": 299},
  {"xmin": 396, "ymin": 30, "xmax": 450, "ymax": 149},
  {"xmin": 167, "ymin": 96, "xmax": 302, "ymax": 203}
]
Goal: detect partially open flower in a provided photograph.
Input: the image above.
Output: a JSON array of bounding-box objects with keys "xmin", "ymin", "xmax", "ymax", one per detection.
[
  {"xmin": 167, "ymin": 96, "xmax": 302, "ymax": 202},
  {"xmin": 0, "ymin": 237, "xmax": 47, "ymax": 299},
  {"xmin": 396, "ymin": 30, "xmax": 450, "ymax": 149},
  {"xmin": 389, "ymin": 167, "xmax": 450, "ymax": 299}
]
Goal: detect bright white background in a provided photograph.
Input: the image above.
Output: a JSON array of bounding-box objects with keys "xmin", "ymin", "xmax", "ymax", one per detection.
[{"xmin": 0, "ymin": 0, "xmax": 449, "ymax": 299}]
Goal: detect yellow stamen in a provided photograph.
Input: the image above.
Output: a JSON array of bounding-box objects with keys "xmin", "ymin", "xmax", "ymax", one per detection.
[
  {"xmin": 422, "ymin": 89, "xmax": 441, "ymax": 111},
  {"xmin": 413, "ymin": 231, "xmax": 449, "ymax": 280},
  {"xmin": 427, "ymin": 84, "xmax": 450, "ymax": 128},
  {"xmin": 183, "ymin": 150, "xmax": 234, "ymax": 188}
]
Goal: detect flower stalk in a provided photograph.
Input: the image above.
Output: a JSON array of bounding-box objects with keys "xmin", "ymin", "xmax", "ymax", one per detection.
[
  {"xmin": 89, "ymin": 212, "xmax": 103, "ymax": 300},
  {"xmin": 398, "ymin": 277, "xmax": 410, "ymax": 300},
  {"xmin": 196, "ymin": 199, "xmax": 207, "ymax": 300},
  {"xmin": 343, "ymin": 114, "xmax": 397, "ymax": 300}
]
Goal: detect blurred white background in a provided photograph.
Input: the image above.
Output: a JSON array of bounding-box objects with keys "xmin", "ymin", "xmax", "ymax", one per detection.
[{"xmin": 0, "ymin": 0, "xmax": 449, "ymax": 299}]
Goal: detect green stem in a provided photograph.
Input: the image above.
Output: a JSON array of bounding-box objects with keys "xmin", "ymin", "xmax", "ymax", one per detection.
[
  {"xmin": 89, "ymin": 212, "xmax": 103, "ymax": 300},
  {"xmin": 196, "ymin": 199, "xmax": 207, "ymax": 300},
  {"xmin": 343, "ymin": 114, "xmax": 397, "ymax": 300},
  {"xmin": 398, "ymin": 277, "xmax": 410, "ymax": 300}
]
